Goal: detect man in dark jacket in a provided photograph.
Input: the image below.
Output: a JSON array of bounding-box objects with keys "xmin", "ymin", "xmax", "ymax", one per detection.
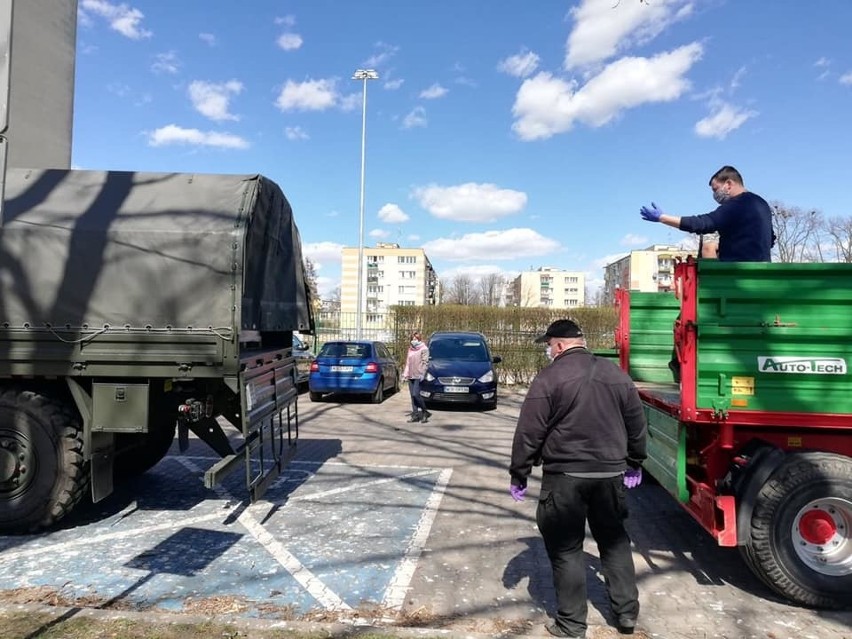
[{"xmin": 509, "ymin": 319, "xmax": 647, "ymax": 638}]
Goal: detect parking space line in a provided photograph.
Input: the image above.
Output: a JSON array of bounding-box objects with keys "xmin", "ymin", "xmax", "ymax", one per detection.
[
  {"xmin": 383, "ymin": 467, "xmax": 453, "ymax": 611},
  {"xmin": 176, "ymin": 458, "xmax": 352, "ymax": 611},
  {"xmin": 0, "ymin": 510, "xmax": 231, "ymax": 562}
]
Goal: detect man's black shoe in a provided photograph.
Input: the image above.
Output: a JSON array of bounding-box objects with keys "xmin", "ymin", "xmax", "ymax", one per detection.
[
  {"xmin": 545, "ymin": 622, "xmax": 583, "ymax": 638},
  {"xmin": 422, "ymin": 410, "xmax": 432, "ymax": 423},
  {"xmin": 406, "ymin": 412, "xmax": 421, "ymax": 423},
  {"xmin": 616, "ymin": 616, "xmax": 636, "ymax": 635}
]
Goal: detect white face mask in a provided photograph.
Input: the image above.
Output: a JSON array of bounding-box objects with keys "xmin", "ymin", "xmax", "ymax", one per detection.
[
  {"xmin": 411, "ymin": 339, "xmax": 421, "ymax": 348},
  {"xmin": 545, "ymin": 345, "xmax": 554, "ymax": 361}
]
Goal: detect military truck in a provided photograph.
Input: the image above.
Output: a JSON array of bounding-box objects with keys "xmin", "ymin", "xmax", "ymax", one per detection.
[
  {"xmin": 0, "ymin": 168, "xmax": 313, "ymax": 533},
  {"xmin": 616, "ymin": 258, "xmax": 852, "ymax": 609}
]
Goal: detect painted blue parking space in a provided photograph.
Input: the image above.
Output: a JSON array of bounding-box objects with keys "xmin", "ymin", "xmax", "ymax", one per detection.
[{"xmin": 0, "ymin": 451, "xmax": 451, "ymax": 617}]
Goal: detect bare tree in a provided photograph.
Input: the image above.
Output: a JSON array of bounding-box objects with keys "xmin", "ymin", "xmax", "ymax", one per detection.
[
  {"xmin": 326, "ymin": 285, "xmax": 341, "ymax": 311},
  {"xmin": 443, "ymin": 275, "xmax": 481, "ymax": 305},
  {"xmin": 478, "ymin": 273, "xmax": 505, "ymax": 307},
  {"xmin": 303, "ymin": 257, "xmax": 321, "ymax": 311},
  {"xmin": 771, "ymin": 202, "xmax": 823, "ymax": 263},
  {"xmin": 824, "ymin": 215, "xmax": 852, "ymax": 263}
]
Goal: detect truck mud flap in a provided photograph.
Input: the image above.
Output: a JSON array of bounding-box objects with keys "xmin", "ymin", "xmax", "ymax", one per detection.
[{"xmin": 204, "ymin": 351, "xmax": 298, "ymax": 501}]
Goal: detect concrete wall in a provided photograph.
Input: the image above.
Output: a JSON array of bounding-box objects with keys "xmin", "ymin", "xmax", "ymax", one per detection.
[{"xmin": 2, "ymin": 0, "xmax": 77, "ymax": 169}]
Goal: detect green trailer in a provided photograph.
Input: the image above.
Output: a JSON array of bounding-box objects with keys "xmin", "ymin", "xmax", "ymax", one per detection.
[
  {"xmin": 0, "ymin": 168, "xmax": 313, "ymax": 533},
  {"xmin": 616, "ymin": 259, "xmax": 852, "ymax": 609}
]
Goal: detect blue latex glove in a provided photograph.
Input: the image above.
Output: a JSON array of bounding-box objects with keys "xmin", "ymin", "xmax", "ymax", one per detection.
[
  {"xmin": 639, "ymin": 202, "xmax": 663, "ymax": 222},
  {"xmin": 624, "ymin": 468, "xmax": 642, "ymax": 489},
  {"xmin": 509, "ymin": 484, "xmax": 527, "ymax": 502}
]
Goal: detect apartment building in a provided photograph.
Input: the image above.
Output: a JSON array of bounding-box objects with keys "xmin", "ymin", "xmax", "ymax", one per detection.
[
  {"xmin": 340, "ymin": 243, "xmax": 438, "ymax": 330},
  {"xmin": 602, "ymin": 244, "xmax": 693, "ymax": 305},
  {"xmin": 512, "ymin": 267, "xmax": 586, "ymax": 308}
]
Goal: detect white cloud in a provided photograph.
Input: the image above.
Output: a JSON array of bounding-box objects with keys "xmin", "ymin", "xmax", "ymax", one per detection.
[
  {"xmin": 420, "ymin": 83, "xmax": 448, "ymax": 99},
  {"xmin": 840, "ymin": 72, "xmax": 852, "ymax": 86},
  {"xmin": 199, "ymin": 33, "xmax": 216, "ymax": 46},
  {"xmin": 275, "ymin": 78, "xmax": 340, "ymax": 112},
  {"xmin": 402, "ymin": 106, "xmax": 427, "ymax": 129},
  {"xmin": 377, "ymin": 203, "xmax": 409, "ymax": 223},
  {"xmin": 384, "ymin": 78, "xmax": 405, "ymax": 90},
  {"xmin": 694, "ymin": 102, "xmax": 757, "ymax": 139},
  {"xmin": 277, "ymin": 33, "xmax": 303, "ymax": 51},
  {"xmin": 814, "ymin": 57, "xmax": 831, "ymax": 68},
  {"xmin": 620, "ymin": 233, "xmax": 649, "ymax": 247},
  {"xmin": 413, "ymin": 183, "xmax": 527, "ymax": 222},
  {"xmin": 497, "ymin": 49, "xmax": 541, "ymax": 78},
  {"xmin": 151, "ymin": 51, "xmax": 180, "ymax": 75},
  {"xmin": 369, "ymin": 228, "xmax": 390, "ymax": 239},
  {"xmin": 730, "ymin": 66, "xmax": 747, "ymax": 90},
  {"xmin": 512, "ymin": 43, "xmax": 703, "ymax": 140},
  {"xmin": 284, "ymin": 126, "xmax": 309, "ymax": 140},
  {"xmin": 80, "ymin": 0, "xmax": 152, "ymax": 40},
  {"xmin": 565, "ymin": 0, "xmax": 692, "ymax": 70},
  {"xmin": 408, "ymin": 234, "xmax": 421, "ymax": 242},
  {"xmin": 147, "ymin": 125, "xmax": 249, "ymax": 149},
  {"xmin": 593, "ymin": 251, "xmax": 630, "ymax": 270},
  {"xmin": 275, "ymin": 15, "xmax": 296, "ymax": 27},
  {"xmin": 424, "ymin": 228, "xmax": 560, "ymax": 262},
  {"xmin": 364, "ymin": 42, "xmax": 399, "ymax": 68},
  {"xmin": 337, "ymin": 93, "xmax": 362, "ymax": 112},
  {"xmin": 303, "ymin": 241, "xmax": 344, "ymax": 267},
  {"xmin": 188, "ymin": 80, "xmax": 244, "ymax": 122}
]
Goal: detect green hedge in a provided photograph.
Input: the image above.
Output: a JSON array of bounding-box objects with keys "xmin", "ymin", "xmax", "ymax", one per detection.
[{"xmin": 389, "ymin": 305, "xmax": 618, "ymax": 386}]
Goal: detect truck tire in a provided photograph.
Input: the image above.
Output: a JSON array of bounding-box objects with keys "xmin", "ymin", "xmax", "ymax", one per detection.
[
  {"xmin": 114, "ymin": 421, "xmax": 177, "ymax": 479},
  {"xmin": 745, "ymin": 451, "xmax": 852, "ymax": 609},
  {"xmin": 0, "ymin": 387, "xmax": 88, "ymax": 533}
]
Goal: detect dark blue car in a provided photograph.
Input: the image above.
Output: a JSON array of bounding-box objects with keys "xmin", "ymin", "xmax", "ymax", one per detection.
[
  {"xmin": 419, "ymin": 331, "xmax": 501, "ymax": 410},
  {"xmin": 308, "ymin": 340, "xmax": 400, "ymax": 403}
]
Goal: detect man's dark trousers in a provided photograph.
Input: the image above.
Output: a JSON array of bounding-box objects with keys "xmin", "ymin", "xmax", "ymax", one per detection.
[{"xmin": 537, "ymin": 473, "xmax": 639, "ymax": 636}]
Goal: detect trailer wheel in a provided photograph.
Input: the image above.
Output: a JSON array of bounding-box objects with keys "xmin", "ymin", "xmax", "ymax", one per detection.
[
  {"xmin": 115, "ymin": 422, "xmax": 177, "ymax": 479},
  {"xmin": 746, "ymin": 452, "xmax": 852, "ymax": 609},
  {"xmin": 0, "ymin": 387, "xmax": 88, "ymax": 533}
]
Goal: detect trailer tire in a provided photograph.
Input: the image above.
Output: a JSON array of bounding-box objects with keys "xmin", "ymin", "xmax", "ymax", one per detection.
[
  {"xmin": 114, "ymin": 421, "xmax": 177, "ymax": 479},
  {"xmin": 745, "ymin": 452, "xmax": 852, "ymax": 609},
  {"xmin": 0, "ymin": 387, "xmax": 88, "ymax": 533}
]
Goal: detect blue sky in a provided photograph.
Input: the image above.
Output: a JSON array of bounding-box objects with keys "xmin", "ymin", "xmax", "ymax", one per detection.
[{"xmin": 72, "ymin": 0, "xmax": 852, "ymax": 296}]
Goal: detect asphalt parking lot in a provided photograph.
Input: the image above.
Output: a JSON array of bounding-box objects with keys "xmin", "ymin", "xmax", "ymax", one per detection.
[{"xmin": 1, "ymin": 388, "xmax": 850, "ymax": 638}]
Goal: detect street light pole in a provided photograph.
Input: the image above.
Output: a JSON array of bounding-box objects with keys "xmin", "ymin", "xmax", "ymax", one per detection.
[{"xmin": 352, "ymin": 69, "xmax": 378, "ymax": 340}]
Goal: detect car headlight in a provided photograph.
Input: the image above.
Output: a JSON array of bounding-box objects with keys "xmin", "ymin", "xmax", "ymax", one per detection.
[
  {"xmin": 478, "ymin": 370, "xmax": 494, "ymax": 383},
  {"xmin": 425, "ymin": 372, "xmax": 435, "ymax": 382}
]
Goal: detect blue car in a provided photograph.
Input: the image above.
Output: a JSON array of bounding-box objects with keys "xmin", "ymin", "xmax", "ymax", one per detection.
[
  {"xmin": 419, "ymin": 331, "xmax": 501, "ymax": 410},
  {"xmin": 308, "ymin": 340, "xmax": 400, "ymax": 403}
]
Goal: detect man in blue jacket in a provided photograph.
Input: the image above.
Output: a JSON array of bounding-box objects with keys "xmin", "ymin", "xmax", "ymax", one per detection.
[{"xmin": 639, "ymin": 165, "xmax": 774, "ymax": 262}]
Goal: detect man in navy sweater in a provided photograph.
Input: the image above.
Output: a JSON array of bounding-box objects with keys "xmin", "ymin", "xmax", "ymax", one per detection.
[
  {"xmin": 639, "ymin": 165, "xmax": 774, "ymax": 262},
  {"xmin": 639, "ymin": 166, "xmax": 774, "ymax": 383}
]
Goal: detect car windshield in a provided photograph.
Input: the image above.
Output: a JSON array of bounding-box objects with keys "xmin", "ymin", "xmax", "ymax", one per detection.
[
  {"xmin": 319, "ymin": 342, "xmax": 371, "ymax": 359},
  {"xmin": 429, "ymin": 338, "xmax": 489, "ymax": 362}
]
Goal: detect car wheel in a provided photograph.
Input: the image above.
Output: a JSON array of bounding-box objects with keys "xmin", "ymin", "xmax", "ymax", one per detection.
[
  {"xmin": 309, "ymin": 391, "xmax": 323, "ymax": 402},
  {"xmin": 371, "ymin": 379, "xmax": 384, "ymax": 404},
  {"xmin": 393, "ymin": 375, "xmax": 401, "ymax": 394}
]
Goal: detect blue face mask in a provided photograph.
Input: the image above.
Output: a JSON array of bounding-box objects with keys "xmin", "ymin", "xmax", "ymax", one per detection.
[{"xmin": 411, "ymin": 339, "xmax": 421, "ymax": 348}]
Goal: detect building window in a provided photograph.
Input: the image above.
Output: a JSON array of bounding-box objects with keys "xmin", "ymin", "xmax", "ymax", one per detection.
[
  {"xmin": 397, "ymin": 255, "xmax": 416, "ymax": 264},
  {"xmin": 400, "ymin": 270, "xmax": 416, "ymax": 279},
  {"xmin": 399, "ymin": 300, "xmax": 415, "ymax": 306},
  {"xmin": 565, "ymin": 276, "xmax": 578, "ymax": 284}
]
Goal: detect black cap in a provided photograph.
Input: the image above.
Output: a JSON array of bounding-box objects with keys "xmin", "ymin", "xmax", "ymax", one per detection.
[{"xmin": 534, "ymin": 319, "xmax": 584, "ymax": 343}]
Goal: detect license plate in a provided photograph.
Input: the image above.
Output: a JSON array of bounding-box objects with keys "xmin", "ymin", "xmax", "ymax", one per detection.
[
  {"xmin": 444, "ymin": 386, "xmax": 468, "ymax": 393},
  {"xmin": 330, "ymin": 365, "xmax": 354, "ymax": 372}
]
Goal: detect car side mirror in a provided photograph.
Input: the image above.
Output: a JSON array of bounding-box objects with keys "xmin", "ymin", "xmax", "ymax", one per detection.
[{"xmin": 492, "ymin": 356, "xmax": 502, "ymax": 364}]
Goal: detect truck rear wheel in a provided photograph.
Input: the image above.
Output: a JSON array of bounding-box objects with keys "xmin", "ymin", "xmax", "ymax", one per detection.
[
  {"xmin": 0, "ymin": 387, "xmax": 88, "ymax": 533},
  {"xmin": 745, "ymin": 452, "xmax": 852, "ymax": 609},
  {"xmin": 114, "ymin": 422, "xmax": 177, "ymax": 479}
]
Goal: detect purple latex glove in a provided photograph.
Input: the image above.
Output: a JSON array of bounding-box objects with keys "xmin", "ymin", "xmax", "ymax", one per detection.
[
  {"xmin": 509, "ymin": 485, "xmax": 527, "ymax": 502},
  {"xmin": 639, "ymin": 202, "xmax": 663, "ymax": 222},
  {"xmin": 624, "ymin": 468, "xmax": 643, "ymax": 489}
]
